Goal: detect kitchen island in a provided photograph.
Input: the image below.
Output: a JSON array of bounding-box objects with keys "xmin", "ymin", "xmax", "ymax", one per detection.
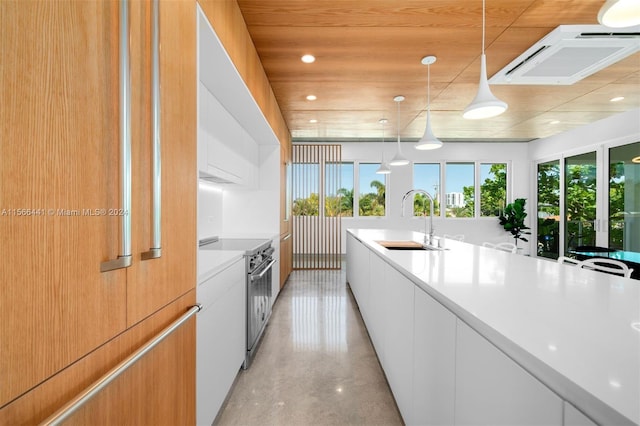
[{"xmin": 347, "ymin": 229, "xmax": 639, "ymax": 426}]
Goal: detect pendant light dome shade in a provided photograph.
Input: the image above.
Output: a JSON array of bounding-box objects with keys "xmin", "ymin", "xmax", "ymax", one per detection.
[
  {"xmin": 376, "ymin": 162, "xmax": 392, "ymax": 174},
  {"xmin": 416, "ymin": 55, "xmax": 443, "ymax": 150},
  {"xmin": 463, "ymin": 54, "xmax": 508, "ymax": 119},
  {"xmin": 463, "ymin": 0, "xmax": 508, "ymax": 120},
  {"xmin": 390, "ymin": 96, "xmax": 409, "ymax": 166},
  {"xmin": 598, "ymin": 0, "xmax": 640, "ymax": 28},
  {"xmin": 416, "ymin": 110, "xmax": 443, "ymax": 150}
]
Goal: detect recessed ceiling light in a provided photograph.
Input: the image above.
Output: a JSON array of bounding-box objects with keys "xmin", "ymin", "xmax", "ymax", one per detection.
[
  {"xmin": 301, "ymin": 54, "xmax": 315, "ymax": 64},
  {"xmin": 550, "ymin": 120, "xmax": 560, "ymax": 125},
  {"xmin": 610, "ymin": 96, "xmax": 625, "ymax": 102},
  {"xmin": 632, "ymin": 156, "xmax": 640, "ymax": 164},
  {"xmin": 309, "ymin": 119, "xmax": 317, "ymax": 123},
  {"xmin": 631, "ymin": 322, "xmax": 640, "ymax": 331},
  {"xmin": 306, "ymin": 95, "xmax": 317, "ymax": 101}
]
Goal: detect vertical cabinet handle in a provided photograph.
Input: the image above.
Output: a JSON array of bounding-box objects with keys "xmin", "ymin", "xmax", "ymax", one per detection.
[
  {"xmin": 141, "ymin": 0, "xmax": 161, "ymax": 260},
  {"xmin": 101, "ymin": 0, "xmax": 133, "ymax": 272}
]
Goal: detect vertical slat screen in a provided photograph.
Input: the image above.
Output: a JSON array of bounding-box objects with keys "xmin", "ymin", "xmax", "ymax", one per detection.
[{"xmin": 292, "ymin": 144, "xmax": 342, "ymax": 270}]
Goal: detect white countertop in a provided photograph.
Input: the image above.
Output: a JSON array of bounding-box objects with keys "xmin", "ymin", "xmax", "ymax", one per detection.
[
  {"xmin": 348, "ymin": 228, "xmax": 640, "ymax": 426},
  {"xmin": 197, "ymin": 249, "xmax": 244, "ymax": 284},
  {"xmin": 197, "ymin": 233, "xmax": 278, "ymax": 284}
]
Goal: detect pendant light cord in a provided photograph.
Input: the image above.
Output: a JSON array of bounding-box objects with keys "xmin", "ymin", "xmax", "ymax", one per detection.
[
  {"xmin": 427, "ymin": 64, "xmax": 431, "ymax": 113},
  {"xmin": 482, "ymin": 0, "xmax": 486, "ymax": 54},
  {"xmin": 396, "ymin": 100, "xmax": 401, "ymax": 145}
]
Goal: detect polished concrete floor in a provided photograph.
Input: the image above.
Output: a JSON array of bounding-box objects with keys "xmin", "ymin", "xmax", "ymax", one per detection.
[{"xmin": 215, "ymin": 268, "xmax": 403, "ymax": 425}]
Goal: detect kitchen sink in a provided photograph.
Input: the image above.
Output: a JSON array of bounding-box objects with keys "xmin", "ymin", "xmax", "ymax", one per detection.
[{"xmin": 375, "ymin": 240, "xmax": 439, "ymax": 251}]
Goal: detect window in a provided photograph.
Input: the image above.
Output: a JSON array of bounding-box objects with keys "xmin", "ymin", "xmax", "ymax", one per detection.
[
  {"xmin": 537, "ymin": 160, "xmax": 560, "ymax": 259},
  {"xmin": 445, "ymin": 163, "xmax": 474, "ymax": 218},
  {"xmin": 479, "ymin": 163, "xmax": 507, "ymax": 217},
  {"xmin": 609, "ymin": 142, "xmax": 639, "ymax": 251},
  {"xmin": 413, "ymin": 163, "xmax": 440, "ymax": 216},
  {"xmin": 565, "ymin": 152, "xmax": 597, "ymax": 251},
  {"xmin": 358, "ymin": 163, "xmax": 386, "ymax": 216},
  {"xmin": 325, "ymin": 162, "xmax": 353, "ymax": 217},
  {"xmin": 292, "ymin": 163, "xmax": 319, "ymax": 216}
]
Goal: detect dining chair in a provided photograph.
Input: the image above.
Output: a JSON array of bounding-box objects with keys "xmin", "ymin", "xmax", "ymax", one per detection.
[
  {"xmin": 482, "ymin": 242, "xmax": 518, "ymax": 254},
  {"xmin": 557, "ymin": 256, "xmax": 583, "ymax": 266},
  {"xmin": 580, "ymin": 258, "xmax": 633, "ymax": 278}
]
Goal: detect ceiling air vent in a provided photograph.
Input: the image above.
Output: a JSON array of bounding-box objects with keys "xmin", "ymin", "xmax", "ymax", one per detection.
[{"xmin": 489, "ymin": 25, "xmax": 640, "ymax": 85}]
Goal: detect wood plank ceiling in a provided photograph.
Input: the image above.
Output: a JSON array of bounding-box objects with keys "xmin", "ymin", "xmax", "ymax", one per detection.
[{"xmin": 235, "ymin": 0, "xmax": 640, "ymax": 142}]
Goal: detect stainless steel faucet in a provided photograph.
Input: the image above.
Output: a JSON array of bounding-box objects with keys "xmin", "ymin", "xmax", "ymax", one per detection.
[{"xmin": 401, "ymin": 189, "xmax": 435, "ymax": 245}]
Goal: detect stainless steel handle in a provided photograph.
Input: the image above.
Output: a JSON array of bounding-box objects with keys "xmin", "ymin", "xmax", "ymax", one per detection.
[
  {"xmin": 142, "ymin": 0, "xmax": 162, "ymax": 261},
  {"xmin": 250, "ymin": 259, "xmax": 276, "ymax": 281},
  {"xmin": 41, "ymin": 304, "xmax": 201, "ymax": 425},
  {"xmin": 282, "ymin": 234, "xmax": 291, "ymax": 241},
  {"xmin": 101, "ymin": 0, "xmax": 132, "ymax": 272}
]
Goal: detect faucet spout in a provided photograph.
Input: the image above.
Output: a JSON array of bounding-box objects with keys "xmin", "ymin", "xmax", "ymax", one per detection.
[{"xmin": 401, "ymin": 189, "xmax": 435, "ymax": 245}]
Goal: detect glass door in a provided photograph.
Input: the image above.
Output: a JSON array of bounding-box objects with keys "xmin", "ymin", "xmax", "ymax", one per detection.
[
  {"xmin": 537, "ymin": 160, "xmax": 560, "ymax": 259},
  {"xmin": 609, "ymin": 142, "xmax": 640, "ymax": 252},
  {"xmin": 564, "ymin": 151, "xmax": 598, "ymax": 253}
]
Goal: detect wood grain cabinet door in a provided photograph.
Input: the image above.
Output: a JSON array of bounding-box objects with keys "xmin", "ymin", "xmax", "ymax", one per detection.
[
  {"xmin": 125, "ymin": 0, "xmax": 197, "ymax": 327},
  {"xmin": 0, "ymin": 0, "xmax": 127, "ymax": 408},
  {"xmin": 0, "ymin": 0, "xmax": 198, "ymax": 413}
]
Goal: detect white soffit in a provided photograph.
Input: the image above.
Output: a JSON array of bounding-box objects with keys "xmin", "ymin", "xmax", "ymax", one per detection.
[{"xmin": 490, "ymin": 25, "xmax": 640, "ymax": 85}]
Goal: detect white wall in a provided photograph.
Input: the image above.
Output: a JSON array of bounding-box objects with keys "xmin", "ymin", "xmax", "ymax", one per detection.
[
  {"xmin": 339, "ymin": 141, "xmax": 531, "ymax": 251},
  {"xmin": 528, "ymin": 109, "xmax": 640, "ymax": 160}
]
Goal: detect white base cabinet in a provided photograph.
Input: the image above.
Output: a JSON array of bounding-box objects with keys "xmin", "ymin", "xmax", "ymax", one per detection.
[
  {"xmin": 383, "ymin": 265, "xmax": 415, "ymax": 422},
  {"xmin": 454, "ymin": 320, "xmax": 563, "ymax": 426},
  {"xmin": 564, "ymin": 402, "xmax": 598, "ymax": 426},
  {"xmin": 196, "ymin": 258, "xmax": 246, "ymax": 426},
  {"xmin": 347, "ymin": 233, "xmax": 595, "ymax": 426},
  {"xmin": 413, "ymin": 287, "xmax": 456, "ymax": 426},
  {"xmin": 368, "ymin": 251, "xmax": 388, "ymax": 367},
  {"xmin": 346, "ymin": 233, "xmax": 370, "ymax": 320}
]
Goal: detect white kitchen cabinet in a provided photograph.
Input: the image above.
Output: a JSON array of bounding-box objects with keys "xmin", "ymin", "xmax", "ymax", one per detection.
[
  {"xmin": 196, "ymin": 258, "xmax": 246, "ymax": 426},
  {"xmin": 564, "ymin": 402, "xmax": 597, "ymax": 426},
  {"xmin": 368, "ymin": 252, "xmax": 388, "ymax": 365},
  {"xmin": 413, "ymin": 287, "xmax": 456, "ymax": 426},
  {"xmin": 384, "ymin": 265, "xmax": 415, "ymax": 423},
  {"xmin": 346, "ymin": 233, "xmax": 370, "ymax": 315},
  {"xmin": 455, "ymin": 320, "xmax": 563, "ymax": 426}
]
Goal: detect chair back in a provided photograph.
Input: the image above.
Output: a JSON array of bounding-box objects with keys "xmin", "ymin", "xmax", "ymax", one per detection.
[
  {"xmin": 580, "ymin": 258, "xmax": 633, "ymax": 278},
  {"xmin": 482, "ymin": 242, "xmax": 518, "ymax": 254},
  {"xmin": 557, "ymin": 256, "xmax": 583, "ymax": 266}
]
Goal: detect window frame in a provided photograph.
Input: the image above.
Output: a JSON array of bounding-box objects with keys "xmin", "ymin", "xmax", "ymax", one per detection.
[{"xmin": 412, "ymin": 160, "xmax": 511, "ymax": 219}]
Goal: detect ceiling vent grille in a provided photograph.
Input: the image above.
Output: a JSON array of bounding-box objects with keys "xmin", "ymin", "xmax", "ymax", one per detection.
[{"xmin": 490, "ymin": 25, "xmax": 640, "ymax": 85}]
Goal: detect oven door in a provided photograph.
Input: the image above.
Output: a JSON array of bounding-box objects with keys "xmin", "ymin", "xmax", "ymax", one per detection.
[{"xmin": 245, "ymin": 257, "xmax": 275, "ymax": 368}]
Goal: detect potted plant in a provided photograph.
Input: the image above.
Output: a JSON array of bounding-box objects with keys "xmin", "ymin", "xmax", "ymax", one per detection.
[{"xmin": 499, "ymin": 198, "xmax": 531, "ymax": 248}]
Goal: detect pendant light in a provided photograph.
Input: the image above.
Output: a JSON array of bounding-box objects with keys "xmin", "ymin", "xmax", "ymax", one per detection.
[
  {"xmin": 416, "ymin": 56, "xmax": 443, "ymax": 150},
  {"xmin": 463, "ymin": 0, "xmax": 508, "ymax": 120},
  {"xmin": 389, "ymin": 95, "xmax": 409, "ymax": 166},
  {"xmin": 598, "ymin": 0, "xmax": 640, "ymax": 28},
  {"xmin": 376, "ymin": 118, "xmax": 391, "ymax": 174}
]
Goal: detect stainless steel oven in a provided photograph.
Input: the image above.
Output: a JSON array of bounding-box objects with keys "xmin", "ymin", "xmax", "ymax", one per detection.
[
  {"xmin": 199, "ymin": 237, "xmax": 274, "ymax": 369},
  {"xmin": 245, "ymin": 247, "xmax": 275, "ymax": 368}
]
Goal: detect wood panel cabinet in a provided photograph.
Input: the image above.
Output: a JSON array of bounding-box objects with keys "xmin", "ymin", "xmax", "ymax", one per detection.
[
  {"xmin": 279, "ymin": 134, "xmax": 292, "ymax": 286},
  {"xmin": 280, "ymin": 233, "xmax": 293, "ymax": 288},
  {"xmin": 0, "ymin": 291, "xmax": 196, "ymax": 425},
  {"xmin": 0, "ymin": 0, "xmax": 196, "ymax": 421}
]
